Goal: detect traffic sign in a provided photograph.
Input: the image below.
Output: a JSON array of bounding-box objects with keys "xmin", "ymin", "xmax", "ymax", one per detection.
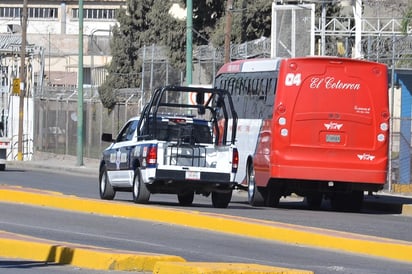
[{"xmin": 12, "ymin": 78, "xmax": 20, "ymax": 95}]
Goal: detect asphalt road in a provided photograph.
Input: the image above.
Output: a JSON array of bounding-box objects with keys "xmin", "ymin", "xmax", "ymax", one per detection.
[
  {"xmin": 1, "ymin": 166, "xmax": 412, "ymax": 273},
  {"xmin": 1, "ymin": 165, "xmax": 412, "ymax": 241},
  {"xmin": 1, "ymin": 199, "xmax": 412, "ymax": 274}
]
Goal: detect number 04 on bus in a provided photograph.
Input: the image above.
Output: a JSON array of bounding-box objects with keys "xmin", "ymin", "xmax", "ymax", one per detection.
[{"xmin": 214, "ymin": 57, "xmax": 389, "ymax": 212}]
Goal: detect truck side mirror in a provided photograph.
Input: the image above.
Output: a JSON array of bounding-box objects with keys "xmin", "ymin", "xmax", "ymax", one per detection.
[{"xmin": 101, "ymin": 133, "xmax": 114, "ymax": 142}]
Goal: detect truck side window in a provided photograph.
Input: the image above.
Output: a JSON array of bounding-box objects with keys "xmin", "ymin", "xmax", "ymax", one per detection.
[{"xmin": 116, "ymin": 120, "xmax": 138, "ymax": 142}]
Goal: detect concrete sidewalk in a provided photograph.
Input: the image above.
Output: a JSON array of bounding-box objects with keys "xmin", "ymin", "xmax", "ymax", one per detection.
[{"xmin": 8, "ymin": 151, "xmax": 100, "ymax": 177}]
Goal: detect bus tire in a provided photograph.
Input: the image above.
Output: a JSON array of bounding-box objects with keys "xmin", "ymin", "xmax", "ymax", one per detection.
[
  {"xmin": 265, "ymin": 183, "xmax": 281, "ymax": 207},
  {"xmin": 347, "ymin": 191, "xmax": 364, "ymax": 212},
  {"xmin": 132, "ymin": 168, "xmax": 150, "ymax": 204},
  {"xmin": 306, "ymin": 193, "xmax": 323, "ymax": 209},
  {"xmin": 247, "ymin": 162, "xmax": 265, "ymax": 206},
  {"xmin": 331, "ymin": 191, "xmax": 363, "ymax": 212}
]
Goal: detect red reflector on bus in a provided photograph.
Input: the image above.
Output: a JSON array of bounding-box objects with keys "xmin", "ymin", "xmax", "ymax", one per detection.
[
  {"xmin": 277, "ymin": 104, "xmax": 286, "ymax": 114},
  {"xmin": 289, "ymin": 62, "xmax": 298, "ymax": 70}
]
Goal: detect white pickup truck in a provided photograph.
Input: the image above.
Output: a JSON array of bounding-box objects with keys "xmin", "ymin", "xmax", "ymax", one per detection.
[{"xmin": 99, "ymin": 86, "xmax": 239, "ymax": 208}]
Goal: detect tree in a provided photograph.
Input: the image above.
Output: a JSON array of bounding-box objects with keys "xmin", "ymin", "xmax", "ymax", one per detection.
[
  {"xmin": 99, "ymin": 0, "xmax": 229, "ymax": 109},
  {"xmin": 402, "ymin": 5, "xmax": 412, "ymax": 33},
  {"xmin": 192, "ymin": 0, "xmax": 226, "ymax": 45},
  {"xmin": 210, "ymin": 0, "xmax": 272, "ymax": 48},
  {"xmin": 99, "ymin": 0, "xmax": 154, "ymax": 109}
]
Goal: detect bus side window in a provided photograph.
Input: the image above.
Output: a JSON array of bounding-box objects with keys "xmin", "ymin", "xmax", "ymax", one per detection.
[
  {"xmin": 242, "ymin": 76, "xmax": 250, "ymax": 96},
  {"xmin": 236, "ymin": 77, "xmax": 245, "ymax": 96},
  {"xmin": 251, "ymin": 78, "xmax": 259, "ymax": 96},
  {"xmin": 270, "ymin": 78, "xmax": 278, "ymax": 95},
  {"xmin": 228, "ymin": 77, "xmax": 236, "ymax": 95},
  {"xmin": 259, "ymin": 78, "xmax": 268, "ymax": 100}
]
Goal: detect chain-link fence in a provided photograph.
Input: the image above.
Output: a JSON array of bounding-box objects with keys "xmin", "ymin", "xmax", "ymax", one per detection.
[{"xmin": 34, "ymin": 88, "xmax": 141, "ymax": 159}]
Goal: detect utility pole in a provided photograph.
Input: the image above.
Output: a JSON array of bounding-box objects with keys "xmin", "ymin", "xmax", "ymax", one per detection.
[
  {"xmin": 77, "ymin": 0, "xmax": 84, "ymax": 166},
  {"xmin": 186, "ymin": 0, "xmax": 193, "ymax": 85},
  {"xmin": 224, "ymin": 0, "xmax": 233, "ymax": 63},
  {"xmin": 17, "ymin": 0, "xmax": 28, "ymax": 161}
]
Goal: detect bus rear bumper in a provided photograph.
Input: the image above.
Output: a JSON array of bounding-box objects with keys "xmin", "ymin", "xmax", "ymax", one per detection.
[{"xmin": 271, "ymin": 164, "xmax": 387, "ymax": 185}]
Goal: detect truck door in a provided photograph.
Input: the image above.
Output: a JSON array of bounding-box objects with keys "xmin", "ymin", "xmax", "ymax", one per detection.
[{"xmin": 106, "ymin": 119, "xmax": 139, "ymax": 172}]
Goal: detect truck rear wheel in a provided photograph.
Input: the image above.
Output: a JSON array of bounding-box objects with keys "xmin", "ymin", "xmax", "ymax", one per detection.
[
  {"xmin": 212, "ymin": 190, "xmax": 232, "ymax": 208},
  {"xmin": 133, "ymin": 168, "xmax": 150, "ymax": 204},
  {"xmin": 99, "ymin": 166, "xmax": 115, "ymax": 200},
  {"xmin": 247, "ymin": 162, "xmax": 265, "ymax": 206},
  {"xmin": 178, "ymin": 191, "xmax": 194, "ymax": 206}
]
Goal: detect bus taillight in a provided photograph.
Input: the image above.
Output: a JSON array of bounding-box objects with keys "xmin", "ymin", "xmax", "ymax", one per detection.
[{"xmin": 232, "ymin": 148, "xmax": 239, "ymax": 173}]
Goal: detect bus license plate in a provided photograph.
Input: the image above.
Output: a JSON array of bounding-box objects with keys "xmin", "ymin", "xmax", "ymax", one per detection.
[
  {"xmin": 326, "ymin": 134, "xmax": 341, "ymax": 143},
  {"xmin": 185, "ymin": 171, "xmax": 200, "ymax": 180}
]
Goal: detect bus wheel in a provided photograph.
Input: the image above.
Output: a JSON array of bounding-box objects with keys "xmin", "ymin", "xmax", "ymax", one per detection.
[
  {"xmin": 347, "ymin": 191, "xmax": 364, "ymax": 212},
  {"xmin": 265, "ymin": 183, "xmax": 281, "ymax": 207},
  {"xmin": 306, "ymin": 193, "xmax": 323, "ymax": 209},
  {"xmin": 247, "ymin": 162, "xmax": 265, "ymax": 206},
  {"xmin": 331, "ymin": 191, "xmax": 363, "ymax": 212}
]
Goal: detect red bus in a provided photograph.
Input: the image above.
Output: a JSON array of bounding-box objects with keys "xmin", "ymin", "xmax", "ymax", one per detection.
[{"xmin": 214, "ymin": 57, "xmax": 389, "ymax": 211}]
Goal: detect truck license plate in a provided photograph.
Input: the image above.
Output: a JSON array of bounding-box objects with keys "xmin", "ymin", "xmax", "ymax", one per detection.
[
  {"xmin": 326, "ymin": 134, "xmax": 341, "ymax": 143},
  {"xmin": 185, "ymin": 171, "xmax": 200, "ymax": 180}
]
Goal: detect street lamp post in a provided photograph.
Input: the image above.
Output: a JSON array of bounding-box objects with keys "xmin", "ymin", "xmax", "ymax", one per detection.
[
  {"xmin": 77, "ymin": 0, "xmax": 84, "ymax": 166},
  {"xmin": 186, "ymin": 0, "xmax": 193, "ymax": 85}
]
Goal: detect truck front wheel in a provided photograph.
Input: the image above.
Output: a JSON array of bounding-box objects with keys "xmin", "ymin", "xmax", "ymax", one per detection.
[
  {"xmin": 99, "ymin": 166, "xmax": 115, "ymax": 200},
  {"xmin": 132, "ymin": 168, "xmax": 150, "ymax": 204}
]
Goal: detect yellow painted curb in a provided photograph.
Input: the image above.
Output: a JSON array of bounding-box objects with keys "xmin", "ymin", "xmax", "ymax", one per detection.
[
  {"xmin": 1, "ymin": 186, "xmax": 412, "ymax": 264},
  {"xmin": 0, "ymin": 230, "xmax": 185, "ymax": 271},
  {"xmin": 403, "ymin": 204, "xmax": 412, "ymax": 217},
  {"xmin": 391, "ymin": 183, "xmax": 412, "ymax": 194},
  {"xmin": 153, "ymin": 262, "xmax": 313, "ymax": 274}
]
